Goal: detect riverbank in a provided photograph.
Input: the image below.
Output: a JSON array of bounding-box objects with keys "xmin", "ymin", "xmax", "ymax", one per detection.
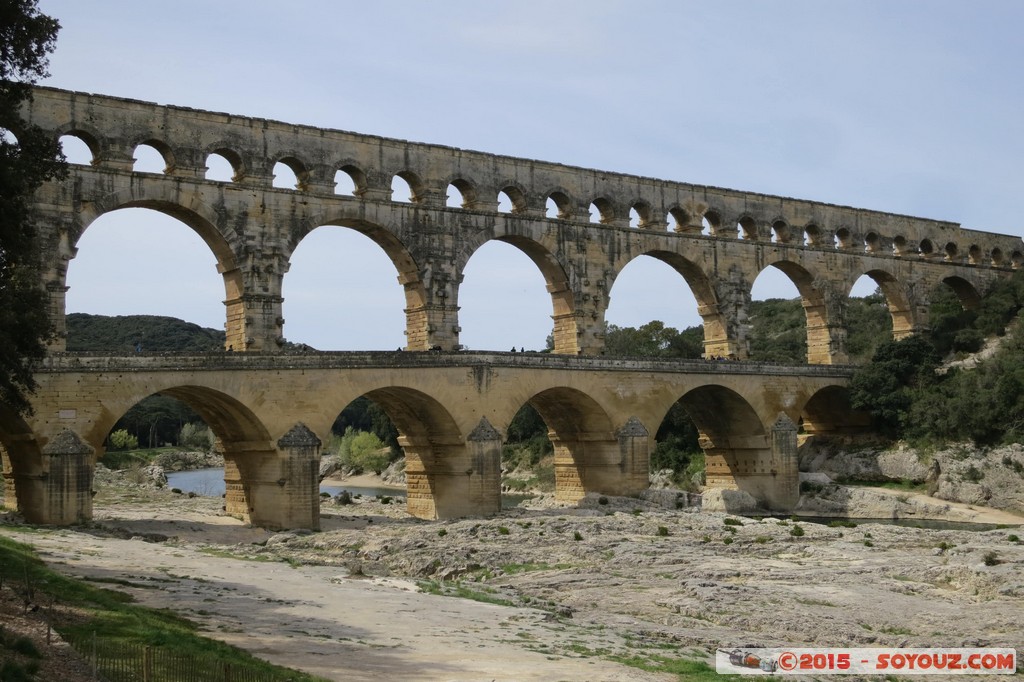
[{"xmin": 1, "ymin": 473, "xmax": 1022, "ymax": 681}]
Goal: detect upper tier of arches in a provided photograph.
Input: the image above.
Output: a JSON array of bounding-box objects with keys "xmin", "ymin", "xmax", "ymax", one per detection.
[{"xmin": 27, "ymin": 86, "xmax": 1023, "ymax": 268}]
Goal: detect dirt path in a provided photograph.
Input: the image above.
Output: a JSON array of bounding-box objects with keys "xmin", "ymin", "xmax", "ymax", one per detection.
[{"xmin": 4, "ymin": 511, "xmax": 670, "ymax": 682}]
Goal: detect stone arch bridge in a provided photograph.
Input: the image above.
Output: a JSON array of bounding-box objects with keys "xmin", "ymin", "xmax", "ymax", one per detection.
[
  {"xmin": 3, "ymin": 353, "xmax": 857, "ymax": 528},
  {"xmin": 5, "ymin": 88, "xmax": 1021, "ymax": 528}
]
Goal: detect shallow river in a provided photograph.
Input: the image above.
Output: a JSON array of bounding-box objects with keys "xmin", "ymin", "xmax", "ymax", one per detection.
[{"xmin": 166, "ymin": 467, "xmax": 530, "ymax": 508}]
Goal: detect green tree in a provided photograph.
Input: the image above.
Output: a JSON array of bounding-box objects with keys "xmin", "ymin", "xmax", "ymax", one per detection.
[
  {"xmin": 849, "ymin": 335, "xmax": 940, "ymax": 436},
  {"xmin": 603, "ymin": 321, "xmax": 703, "ymax": 359},
  {"xmin": 108, "ymin": 429, "xmax": 139, "ymax": 451},
  {"xmin": 336, "ymin": 427, "xmax": 390, "ymax": 474},
  {"xmin": 0, "ymin": 0, "xmax": 64, "ymax": 415}
]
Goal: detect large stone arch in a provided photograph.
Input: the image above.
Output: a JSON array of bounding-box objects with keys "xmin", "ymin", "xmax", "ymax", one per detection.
[
  {"xmin": 356, "ymin": 386, "xmax": 495, "ymax": 519},
  {"xmin": 288, "ymin": 211, "xmax": 429, "ymax": 350},
  {"xmin": 518, "ymin": 386, "xmax": 646, "ymax": 501},
  {"xmin": 753, "ymin": 258, "xmax": 839, "ymax": 364},
  {"xmin": 95, "ymin": 384, "xmax": 312, "ymax": 528},
  {"xmin": 608, "ymin": 250, "xmax": 727, "ymax": 358},
  {"xmin": 673, "ymin": 384, "xmax": 797, "ymax": 509},
  {"xmin": 65, "ymin": 188, "xmax": 245, "ymax": 349},
  {"xmin": 457, "ymin": 232, "xmax": 578, "ymax": 354},
  {"xmin": 798, "ymin": 385, "xmax": 872, "ymax": 438},
  {"xmin": 845, "ymin": 268, "xmax": 915, "ymax": 340}
]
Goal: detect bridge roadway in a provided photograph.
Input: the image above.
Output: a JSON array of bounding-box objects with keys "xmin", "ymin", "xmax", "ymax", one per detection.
[{"xmin": 1, "ymin": 351, "xmax": 860, "ymax": 529}]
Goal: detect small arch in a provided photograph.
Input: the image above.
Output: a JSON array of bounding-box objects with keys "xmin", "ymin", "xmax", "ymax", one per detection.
[
  {"xmin": 590, "ymin": 197, "xmax": 615, "ymax": 225},
  {"xmin": 892, "ymin": 235, "xmax": 908, "ymax": 256},
  {"xmin": 991, "ymin": 248, "xmax": 1004, "ymax": 267},
  {"xmin": 334, "ymin": 169, "xmax": 357, "ymax": 196},
  {"xmin": 864, "ymin": 232, "xmax": 880, "ymax": 253},
  {"xmin": 803, "ymin": 224, "xmax": 822, "ymax": 246},
  {"xmin": 205, "ymin": 149, "xmax": 241, "ymax": 182},
  {"xmin": 771, "ymin": 220, "xmax": 790, "ymax": 243},
  {"xmin": 59, "ymin": 132, "xmax": 96, "ymax": 165},
  {"xmin": 919, "ymin": 238, "xmax": 935, "ymax": 257},
  {"xmin": 132, "ymin": 141, "xmax": 170, "ymax": 174},
  {"xmin": 545, "ymin": 190, "xmax": 572, "ymax": 220},
  {"xmin": 833, "ymin": 227, "xmax": 852, "ymax": 249},
  {"xmin": 703, "ymin": 210, "xmax": 722, "ymax": 237},
  {"xmin": 447, "ymin": 178, "xmax": 476, "ymax": 209},
  {"xmin": 630, "ymin": 201, "xmax": 652, "ymax": 228},
  {"xmin": 498, "ymin": 185, "xmax": 527, "ymax": 214},
  {"xmin": 967, "ymin": 245, "xmax": 981, "ymax": 265},
  {"xmin": 667, "ymin": 206, "xmax": 689, "ymax": 233},
  {"xmin": 737, "ymin": 216, "xmax": 757, "ymax": 240},
  {"xmin": 272, "ymin": 160, "xmax": 300, "ymax": 190},
  {"xmin": 1013, "ymin": 251, "xmax": 1024, "ymax": 269},
  {"xmin": 391, "ymin": 172, "xmax": 418, "ymax": 203},
  {"xmin": 944, "ymin": 242, "xmax": 959, "ymax": 262}
]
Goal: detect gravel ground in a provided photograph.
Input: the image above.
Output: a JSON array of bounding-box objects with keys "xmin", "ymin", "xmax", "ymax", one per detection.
[{"xmin": 1, "ymin": 478, "xmax": 1023, "ymax": 681}]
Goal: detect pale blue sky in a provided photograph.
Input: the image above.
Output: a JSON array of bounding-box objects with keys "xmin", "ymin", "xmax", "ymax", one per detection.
[{"xmin": 41, "ymin": 0, "xmax": 1024, "ymax": 350}]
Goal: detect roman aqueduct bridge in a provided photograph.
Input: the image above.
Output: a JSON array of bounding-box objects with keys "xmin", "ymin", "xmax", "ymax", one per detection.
[{"xmin": 1, "ymin": 87, "xmax": 1020, "ymax": 528}]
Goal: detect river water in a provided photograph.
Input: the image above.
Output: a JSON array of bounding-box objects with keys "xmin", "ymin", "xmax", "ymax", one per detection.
[{"xmin": 166, "ymin": 467, "xmax": 530, "ymax": 508}]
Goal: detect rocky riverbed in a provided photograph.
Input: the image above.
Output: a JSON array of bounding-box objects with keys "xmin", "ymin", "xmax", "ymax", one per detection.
[{"xmin": 1, "ymin": 468, "xmax": 1023, "ymax": 681}]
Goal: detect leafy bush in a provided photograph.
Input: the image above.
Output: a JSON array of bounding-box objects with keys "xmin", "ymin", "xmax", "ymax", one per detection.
[
  {"xmin": 335, "ymin": 427, "xmax": 391, "ymax": 474},
  {"xmin": 789, "ymin": 525, "xmax": 805, "ymax": 537},
  {"xmin": 108, "ymin": 428, "xmax": 138, "ymax": 451},
  {"xmin": 178, "ymin": 422, "xmax": 213, "ymax": 450}
]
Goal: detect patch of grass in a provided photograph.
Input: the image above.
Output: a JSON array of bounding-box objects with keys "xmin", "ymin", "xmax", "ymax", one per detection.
[
  {"xmin": 656, "ymin": 526, "xmax": 670, "ymax": 537},
  {"xmin": 437, "ymin": 528, "xmax": 447, "ymax": 537},
  {"xmin": 789, "ymin": 525, "xmax": 805, "ymax": 537},
  {"xmin": 828, "ymin": 519, "xmax": 857, "ymax": 528},
  {"xmin": 795, "ymin": 597, "xmax": 836, "ymax": 607},
  {"xmin": 0, "ymin": 536, "xmax": 324, "ymax": 682},
  {"xmin": 754, "ymin": 536, "xmax": 772, "ymax": 544},
  {"xmin": 722, "ymin": 537, "xmax": 733, "ymax": 545},
  {"xmin": 610, "ymin": 653, "xmax": 731, "ymax": 681},
  {"xmin": 417, "ymin": 580, "xmax": 515, "ymax": 607},
  {"xmin": 864, "ymin": 540, "xmax": 874, "ymax": 547},
  {"xmin": 843, "ymin": 478, "xmax": 927, "ymax": 493},
  {"xmin": 723, "ymin": 517, "xmax": 744, "ymax": 526},
  {"xmin": 497, "ymin": 526, "xmax": 510, "ymax": 535},
  {"xmin": 573, "ymin": 531, "xmax": 584, "ymax": 542},
  {"xmin": 983, "ymin": 551, "xmax": 1000, "ymax": 566}
]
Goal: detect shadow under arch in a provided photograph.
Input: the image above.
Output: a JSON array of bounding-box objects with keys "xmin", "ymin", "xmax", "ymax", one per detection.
[
  {"xmin": 671, "ymin": 385, "xmax": 795, "ymax": 508},
  {"xmin": 71, "ymin": 190, "xmax": 244, "ymax": 349},
  {"xmin": 848, "ymin": 268, "xmax": 915, "ymax": 340},
  {"xmin": 755, "ymin": 259, "xmax": 835, "ymax": 364},
  {"xmin": 289, "ymin": 215, "xmax": 429, "ymax": 349},
  {"xmin": 460, "ymin": 233, "xmax": 577, "ymax": 354},
  {"xmin": 615, "ymin": 250, "xmax": 726, "ymax": 358},
  {"xmin": 938, "ymin": 275, "xmax": 982, "ymax": 311},
  {"xmin": 358, "ymin": 386, "xmax": 491, "ymax": 519},
  {"xmin": 522, "ymin": 386, "xmax": 646, "ymax": 501},
  {"xmin": 799, "ymin": 385, "xmax": 872, "ymax": 438}
]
